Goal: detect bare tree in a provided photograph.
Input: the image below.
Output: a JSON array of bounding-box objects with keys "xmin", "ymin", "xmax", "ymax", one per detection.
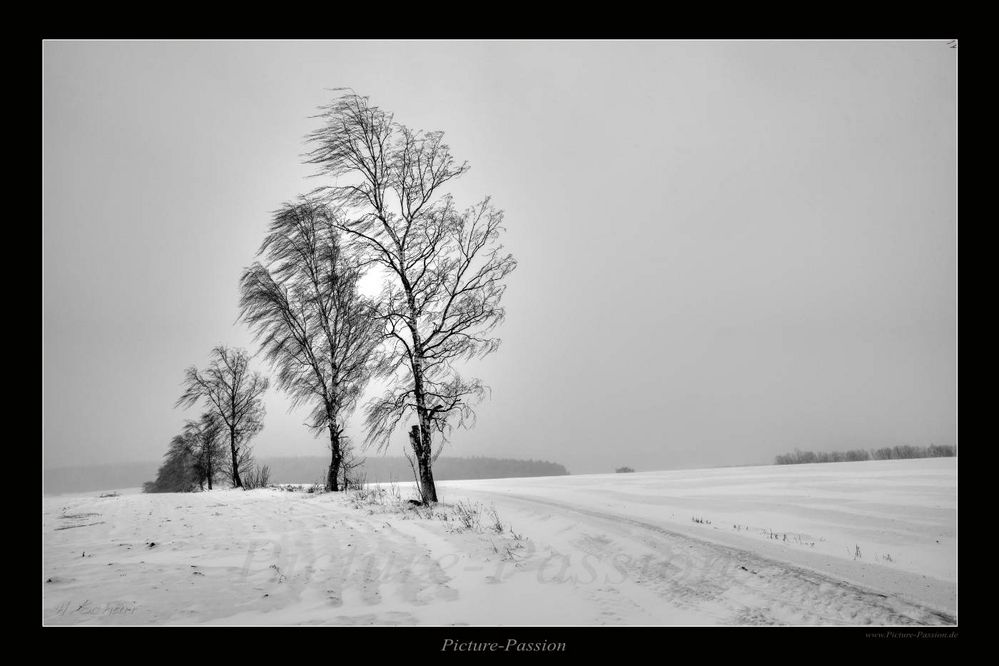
[
  {"xmin": 305, "ymin": 91, "xmax": 517, "ymax": 503},
  {"xmin": 239, "ymin": 201, "xmax": 381, "ymax": 491},
  {"xmin": 176, "ymin": 346, "xmax": 269, "ymax": 489}
]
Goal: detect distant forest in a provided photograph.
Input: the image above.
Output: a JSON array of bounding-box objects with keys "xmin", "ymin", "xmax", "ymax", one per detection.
[
  {"xmin": 44, "ymin": 461, "xmax": 159, "ymax": 495},
  {"xmin": 264, "ymin": 456, "xmax": 570, "ymax": 485},
  {"xmin": 775, "ymin": 445, "xmax": 955, "ymax": 465},
  {"xmin": 44, "ymin": 456, "xmax": 569, "ymax": 495}
]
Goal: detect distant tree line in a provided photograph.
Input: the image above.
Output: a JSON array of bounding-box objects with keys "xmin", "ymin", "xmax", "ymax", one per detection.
[
  {"xmin": 375, "ymin": 456, "xmax": 567, "ymax": 482},
  {"xmin": 259, "ymin": 455, "xmax": 569, "ymax": 485},
  {"xmin": 774, "ymin": 445, "xmax": 955, "ymax": 465},
  {"xmin": 45, "ymin": 462, "xmax": 158, "ymax": 496}
]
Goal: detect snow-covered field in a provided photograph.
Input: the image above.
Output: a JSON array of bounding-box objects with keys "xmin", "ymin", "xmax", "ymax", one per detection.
[{"xmin": 42, "ymin": 458, "xmax": 956, "ymax": 625}]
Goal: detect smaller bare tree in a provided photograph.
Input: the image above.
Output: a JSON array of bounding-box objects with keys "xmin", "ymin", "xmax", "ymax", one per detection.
[
  {"xmin": 176, "ymin": 346, "xmax": 269, "ymax": 489},
  {"xmin": 146, "ymin": 434, "xmax": 199, "ymax": 493},
  {"xmin": 184, "ymin": 412, "xmax": 226, "ymax": 490}
]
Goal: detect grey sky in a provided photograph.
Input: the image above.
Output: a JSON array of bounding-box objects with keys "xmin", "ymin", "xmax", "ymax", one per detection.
[{"xmin": 42, "ymin": 40, "xmax": 956, "ymax": 474}]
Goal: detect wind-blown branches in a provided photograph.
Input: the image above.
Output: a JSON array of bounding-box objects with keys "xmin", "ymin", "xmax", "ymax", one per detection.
[
  {"xmin": 176, "ymin": 346, "xmax": 268, "ymax": 489},
  {"xmin": 238, "ymin": 199, "xmax": 380, "ymax": 491},
  {"xmin": 305, "ymin": 91, "xmax": 517, "ymax": 503},
  {"xmin": 364, "ymin": 372, "xmax": 486, "ymax": 450}
]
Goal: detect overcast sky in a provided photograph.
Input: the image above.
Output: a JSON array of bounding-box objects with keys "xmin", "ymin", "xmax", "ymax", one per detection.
[{"xmin": 42, "ymin": 40, "xmax": 956, "ymax": 474}]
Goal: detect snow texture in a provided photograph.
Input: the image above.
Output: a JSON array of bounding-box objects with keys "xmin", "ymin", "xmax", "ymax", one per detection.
[{"xmin": 42, "ymin": 458, "xmax": 956, "ymax": 625}]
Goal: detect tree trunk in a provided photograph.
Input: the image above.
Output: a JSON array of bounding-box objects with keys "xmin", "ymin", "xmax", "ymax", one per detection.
[
  {"xmin": 409, "ymin": 349, "xmax": 438, "ymax": 502},
  {"xmin": 327, "ymin": 424, "xmax": 341, "ymax": 492},
  {"xmin": 229, "ymin": 428, "xmax": 243, "ymax": 488},
  {"xmin": 207, "ymin": 455, "xmax": 213, "ymax": 490},
  {"xmin": 410, "ymin": 424, "xmax": 438, "ymax": 504},
  {"xmin": 403, "ymin": 279, "xmax": 438, "ymax": 503}
]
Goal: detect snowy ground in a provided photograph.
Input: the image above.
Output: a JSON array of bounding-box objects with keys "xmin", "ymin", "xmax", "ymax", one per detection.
[{"xmin": 42, "ymin": 458, "xmax": 956, "ymax": 625}]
